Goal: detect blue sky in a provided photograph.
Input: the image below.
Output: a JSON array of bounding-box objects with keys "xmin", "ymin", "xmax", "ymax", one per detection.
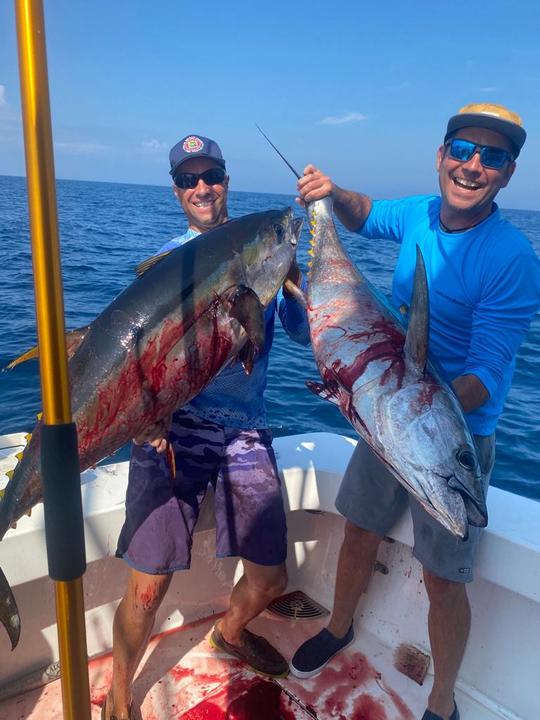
[{"xmin": 1, "ymin": 0, "xmax": 539, "ymax": 209}]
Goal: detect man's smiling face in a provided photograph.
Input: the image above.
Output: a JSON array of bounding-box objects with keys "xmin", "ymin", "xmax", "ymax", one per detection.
[
  {"xmin": 437, "ymin": 126, "xmax": 515, "ymax": 229},
  {"xmin": 173, "ymin": 156, "xmax": 229, "ymax": 233}
]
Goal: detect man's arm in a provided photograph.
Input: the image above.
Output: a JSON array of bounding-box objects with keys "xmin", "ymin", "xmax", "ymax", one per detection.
[
  {"xmin": 452, "ymin": 374, "xmax": 490, "ymax": 414},
  {"xmin": 296, "ymin": 164, "xmax": 372, "ymax": 232},
  {"xmin": 278, "ymin": 259, "xmax": 310, "ymax": 345}
]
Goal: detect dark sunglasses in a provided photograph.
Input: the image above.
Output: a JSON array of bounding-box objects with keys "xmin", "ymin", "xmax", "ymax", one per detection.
[
  {"xmin": 445, "ymin": 138, "xmax": 514, "ymax": 169},
  {"xmin": 173, "ymin": 167, "xmax": 226, "ymax": 189}
]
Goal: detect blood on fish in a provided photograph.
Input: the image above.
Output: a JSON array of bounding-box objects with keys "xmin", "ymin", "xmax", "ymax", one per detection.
[{"xmin": 416, "ymin": 381, "xmax": 438, "ymax": 411}]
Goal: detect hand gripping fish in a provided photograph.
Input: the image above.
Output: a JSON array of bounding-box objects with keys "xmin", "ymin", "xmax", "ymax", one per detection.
[{"xmin": 0, "ymin": 208, "xmax": 302, "ymax": 649}]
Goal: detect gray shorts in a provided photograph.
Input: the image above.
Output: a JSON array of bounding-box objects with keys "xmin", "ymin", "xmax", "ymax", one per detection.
[{"xmin": 335, "ymin": 434, "xmax": 495, "ymax": 582}]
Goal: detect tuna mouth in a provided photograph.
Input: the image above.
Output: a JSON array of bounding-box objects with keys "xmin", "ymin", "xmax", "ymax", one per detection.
[{"xmin": 447, "ymin": 473, "xmax": 487, "ymax": 528}]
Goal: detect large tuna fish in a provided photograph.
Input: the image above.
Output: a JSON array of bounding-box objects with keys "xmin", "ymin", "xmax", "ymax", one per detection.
[
  {"xmin": 0, "ymin": 207, "xmax": 302, "ymax": 649},
  {"xmin": 304, "ymin": 197, "xmax": 487, "ymax": 539}
]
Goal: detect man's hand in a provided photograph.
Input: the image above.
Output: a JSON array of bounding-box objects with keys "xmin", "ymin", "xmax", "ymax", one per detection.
[
  {"xmin": 133, "ymin": 416, "xmax": 172, "ymax": 453},
  {"xmin": 296, "ymin": 164, "xmax": 372, "ymax": 232},
  {"xmin": 296, "ymin": 164, "xmax": 334, "ymax": 207}
]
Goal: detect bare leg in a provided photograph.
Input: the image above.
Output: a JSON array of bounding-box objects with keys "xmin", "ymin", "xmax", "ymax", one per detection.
[
  {"xmin": 106, "ymin": 569, "xmax": 172, "ymax": 719},
  {"xmin": 218, "ymin": 559, "xmax": 287, "ymax": 645},
  {"xmin": 424, "ymin": 568, "xmax": 470, "ymax": 719},
  {"xmin": 326, "ymin": 521, "xmax": 382, "ymax": 637}
]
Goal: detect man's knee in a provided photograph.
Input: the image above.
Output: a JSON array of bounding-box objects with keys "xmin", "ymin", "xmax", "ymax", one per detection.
[
  {"xmin": 126, "ymin": 571, "xmax": 171, "ymax": 617},
  {"xmin": 423, "ymin": 567, "xmax": 468, "ymax": 603},
  {"xmin": 343, "ymin": 520, "xmax": 383, "ymax": 551},
  {"xmin": 244, "ymin": 561, "xmax": 288, "ymax": 599}
]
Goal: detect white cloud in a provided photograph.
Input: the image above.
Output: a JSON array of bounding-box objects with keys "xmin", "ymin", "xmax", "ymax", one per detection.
[
  {"xmin": 0, "ymin": 85, "xmax": 7, "ymax": 107},
  {"xmin": 318, "ymin": 112, "xmax": 367, "ymax": 126},
  {"xmin": 477, "ymin": 87, "xmax": 502, "ymax": 93},
  {"xmin": 141, "ymin": 138, "xmax": 167, "ymax": 152},
  {"xmin": 54, "ymin": 141, "xmax": 109, "ymax": 154}
]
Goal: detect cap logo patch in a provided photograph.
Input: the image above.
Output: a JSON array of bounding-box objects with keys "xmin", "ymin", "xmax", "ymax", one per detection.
[{"xmin": 183, "ymin": 136, "xmax": 204, "ymax": 153}]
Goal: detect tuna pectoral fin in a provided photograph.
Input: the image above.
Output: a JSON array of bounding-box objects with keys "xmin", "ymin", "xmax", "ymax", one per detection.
[
  {"xmin": 0, "ymin": 566, "xmax": 20, "ymax": 650},
  {"xmin": 237, "ymin": 342, "xmax": 257, "ymax": 375},
  {"xmin": 404, "ymin": 245, "xmax": 429, "ymax": 372},
  {"xmin": 227, "ymin": 285, "xmax": 265, "ymax": 350},
  {"xmin": 4, "ymin": 324, "xmax": 90, "ymax": 371}
]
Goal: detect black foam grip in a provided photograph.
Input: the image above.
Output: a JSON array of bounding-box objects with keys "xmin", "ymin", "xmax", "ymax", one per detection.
[{"xmin": 40, "ymin": 423, "xmax": 86, "ymax": 580}]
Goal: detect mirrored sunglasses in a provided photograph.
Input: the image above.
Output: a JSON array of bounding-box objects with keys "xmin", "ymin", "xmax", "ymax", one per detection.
[
  {"xmin": 445, "ymin": 138, "xmax": 513, "ymax": 169},
  {"xmin": 174, "ymin": 167, "xmax": 226, "ymax": 189}
]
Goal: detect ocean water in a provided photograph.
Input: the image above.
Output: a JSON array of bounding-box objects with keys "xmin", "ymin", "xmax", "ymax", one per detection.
[{"xmin": 0, "ymin": 174, "xmax": 538, "ymax": 500}]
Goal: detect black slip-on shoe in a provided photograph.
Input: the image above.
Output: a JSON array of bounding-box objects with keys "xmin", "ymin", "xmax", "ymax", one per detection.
[
  {"xmin": 421, "ymin": 702, "xmax": 459, "ymax": 720},
  {"xmin": 289, "ymin": 624, "xmax": 354, "ymax": 679}
]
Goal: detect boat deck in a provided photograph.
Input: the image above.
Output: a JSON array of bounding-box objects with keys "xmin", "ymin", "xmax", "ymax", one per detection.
[
  {"xmin": 0, "ymin": 610, "xmax": 502, "ymax": 719},
  {"xmin": 2, "ymin": 432, "xmax": 537, "ymax": 718}
]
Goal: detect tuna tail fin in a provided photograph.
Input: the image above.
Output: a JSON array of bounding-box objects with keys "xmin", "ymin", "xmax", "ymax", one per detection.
[{"xmin": 0, "ymin": 566, "xmax": 20, "ymax": 650}]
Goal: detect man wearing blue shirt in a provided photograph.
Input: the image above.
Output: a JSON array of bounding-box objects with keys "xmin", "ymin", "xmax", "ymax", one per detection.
[
  {"xmin": 290, "ymin": 104, "xmax": 540, "ymax": 720},
  {"xmin": 103, "ymin": 135, "xmax": 309, "ymax": 720}
]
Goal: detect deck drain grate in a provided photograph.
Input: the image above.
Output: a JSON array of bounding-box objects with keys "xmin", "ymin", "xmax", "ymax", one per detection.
[{"xmin": 267, "ymin": 591, "xmax": 329, "ymax": 620}]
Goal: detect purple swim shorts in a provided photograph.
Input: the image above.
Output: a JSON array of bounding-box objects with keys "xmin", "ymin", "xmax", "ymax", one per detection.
[{"xmin": 116, "ymin": 408, "xmax": 287, "ymax": 574}]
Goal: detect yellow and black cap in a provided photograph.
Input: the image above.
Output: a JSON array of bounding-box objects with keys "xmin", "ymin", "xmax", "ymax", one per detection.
[{"xmin": 444, "ymin": 103, "xmax": 526, "ymax": 158}]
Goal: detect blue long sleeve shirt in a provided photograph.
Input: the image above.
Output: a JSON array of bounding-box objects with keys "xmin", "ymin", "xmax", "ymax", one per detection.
[
  {"xmin": 359, "ymin": 195, "xmax": 540, "ymax": 435},
  {"xmin": 156, "ymin": 228, "xmax": 310, "ymax": 429}
]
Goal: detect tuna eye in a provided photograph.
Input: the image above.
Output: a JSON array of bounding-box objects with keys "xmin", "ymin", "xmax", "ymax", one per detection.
[
  {"xmin": 273, "ymin": 224, "xmax": 284, "ymax": 243},
  {"xmin": 456, "ymin": 449, "xmax": 476, "ymax": 471}
]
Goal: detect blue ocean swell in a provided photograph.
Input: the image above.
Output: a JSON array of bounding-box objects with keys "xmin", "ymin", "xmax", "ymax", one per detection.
[{"xmin": 0, "ymin": 175, "xmax": 538, "ymax": 499}]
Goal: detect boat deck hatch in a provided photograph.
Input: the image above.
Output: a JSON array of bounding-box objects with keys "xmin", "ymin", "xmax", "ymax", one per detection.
[{"xmin": 267, "ymin": 591, "xmax": 329, "ymax": 620}]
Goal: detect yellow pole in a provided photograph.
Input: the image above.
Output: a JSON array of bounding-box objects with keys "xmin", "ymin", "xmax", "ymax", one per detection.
[{"xmin": 14, "ymin": 1, "xmax": 91, "ymax": 718}]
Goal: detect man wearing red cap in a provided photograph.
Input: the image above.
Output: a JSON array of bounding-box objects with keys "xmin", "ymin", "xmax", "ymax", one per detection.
[{"xmin": 290, "ymin": 104, "xmax": 540, "ymax": 720}]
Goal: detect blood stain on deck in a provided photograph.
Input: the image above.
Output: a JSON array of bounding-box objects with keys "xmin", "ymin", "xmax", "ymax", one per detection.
[{"xmin": 178, "ymin": 677, "xmax": 298, "ymax": 719}]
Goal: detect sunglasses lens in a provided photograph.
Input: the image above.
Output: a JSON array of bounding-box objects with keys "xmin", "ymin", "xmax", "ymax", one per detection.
[
  {"xmin": 449, "ymin": 139, "xmax": 474, "ymax": 162},
  {"xmin": 201, "ymin": 168, "xmax": 226, "ymax": 185},
  {"xmin": 174, "ymin": 173, "xmax": 197, "ymax": 189},
  {"xmin": 480, "ymin": 147, "xmax": 508, "ymax": 169}
]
